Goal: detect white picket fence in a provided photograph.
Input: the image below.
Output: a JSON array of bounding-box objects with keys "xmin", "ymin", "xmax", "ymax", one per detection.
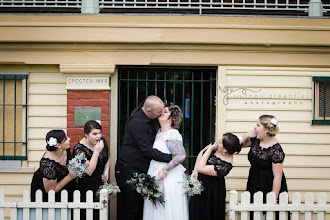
[
  {"xmin": 229, "ymin": 190, "xmax": 330, "ymax": 220},
  {"xmin": 0, "ymin": 189, "xmax": 109, "ymax": 220}
]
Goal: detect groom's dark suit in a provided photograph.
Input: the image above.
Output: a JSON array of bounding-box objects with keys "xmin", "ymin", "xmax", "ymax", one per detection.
[{"xmin": 115, "ymin": 108, "xmax": 172, "ymax": 220}]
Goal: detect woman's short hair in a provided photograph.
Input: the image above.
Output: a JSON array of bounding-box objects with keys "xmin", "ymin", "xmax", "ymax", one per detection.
[
  {"xmin": 166, "ymin": 102, "xmax": 183, "ymax": 130},
  {"xmin": 222, "ymin": 133, "xmax": 242, "ymax": 155},
  {"xmin": 46, "ymin": 130, "xmax": 67, "ymax": 151},
  {"xmin": 84, "ymin": 120, "xmax": 102, "ymax": 135},
  {"xmin": 259, "ymin": 115, "xmax": 279, "ymax": 137}
]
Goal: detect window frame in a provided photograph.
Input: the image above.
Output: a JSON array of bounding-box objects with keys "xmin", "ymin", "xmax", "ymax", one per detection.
[
  {"xmin": 0, "ymin": 74, "xmax": 28, "ymax": 160},
  {"xmin": 312, "ymin": 76, "xmax": 330, "ymax": 125}
]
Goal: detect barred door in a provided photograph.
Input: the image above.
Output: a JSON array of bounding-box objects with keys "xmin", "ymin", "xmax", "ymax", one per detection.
[{"xmin": 117, "ymin": 66, "xmax": 216, "ymax": 172}]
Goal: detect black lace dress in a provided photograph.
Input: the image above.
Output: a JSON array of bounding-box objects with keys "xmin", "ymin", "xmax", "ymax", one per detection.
[
  {"xmin": 72, "ymin": 137, "xmax": 109, "ymax": 220},
  {"xmin": 246, "ymin": 138, "xmax": 288, "ymax": 203},
  {"xmin": 189, "ymin": 151, "xmax": 233, "ymax": 220},
  {"xmin": 30, "ymin": 148, "xmax": 74, "ymax": 202}
]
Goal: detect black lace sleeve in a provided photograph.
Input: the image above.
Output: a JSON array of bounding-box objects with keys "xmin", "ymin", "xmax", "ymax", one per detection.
[
  {"xmin": 39, "ymin": 158, "xmax": 57, "ymax": 180},
  {"xmin": 214, "ymin": 162, "xmax": 233, "ymax": 177},
  {"xmin": 208, "ymin": 153, "xmax": 233, "ymax": 177},
  {"xmin": 270, "ymin": 144, "xmax": 285, "ymax": 164}
]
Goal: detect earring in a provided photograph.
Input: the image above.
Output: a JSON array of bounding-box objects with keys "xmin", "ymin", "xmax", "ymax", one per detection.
[{"xmin": 59, "ymin": 148, "xmax": 62, "ymax": 152}]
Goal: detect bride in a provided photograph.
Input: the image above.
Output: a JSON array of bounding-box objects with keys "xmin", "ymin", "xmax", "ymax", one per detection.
[{"xmin": 143, "ymin": 102, "xmax": 189, "ymax": 220}]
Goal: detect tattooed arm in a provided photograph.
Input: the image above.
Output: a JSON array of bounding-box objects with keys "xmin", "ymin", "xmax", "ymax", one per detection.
[{"xmin": 157, "ymin": 139, "xmax": 186, "ymax": 181}]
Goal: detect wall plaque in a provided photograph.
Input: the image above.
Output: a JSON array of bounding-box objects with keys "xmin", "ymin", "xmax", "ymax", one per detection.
[
  {"xmin": 75, "ymin": 107, "xmax": 101, "ymax": 126},
  {"xmin": 66, "ymin": 75, "xmax": 110, "ymax": 90}
]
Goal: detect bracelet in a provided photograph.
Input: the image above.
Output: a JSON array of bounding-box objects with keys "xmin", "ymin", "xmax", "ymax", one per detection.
[{"xmin": 93, "ymin": 151, "xmax": 99, "ymax": 156}]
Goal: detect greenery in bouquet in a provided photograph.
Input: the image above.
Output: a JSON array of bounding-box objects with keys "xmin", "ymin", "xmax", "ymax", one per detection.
[
  {"xmin": 67, "ymin": 153, "xmax": 89, "ymax": 181},
  {"xmin": 96, "ymin": 177, "xmax": 120, "ymax": 200},
  {"xmin": 181, "ymin": 174, "xmax": 205, "ymax": 197},
  {"xmin": 126, "ymin": 173, "xmax": 165, "ymax": 208}
]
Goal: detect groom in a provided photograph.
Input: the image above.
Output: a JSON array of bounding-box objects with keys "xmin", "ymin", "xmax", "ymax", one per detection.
[{"xmin": 115, "ymin": 95, "xmax": 172, "ymax": 220}]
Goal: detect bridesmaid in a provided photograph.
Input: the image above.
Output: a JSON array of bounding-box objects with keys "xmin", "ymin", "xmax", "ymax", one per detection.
[
  {"xmin": 30, "ymin": 130, "xmax": 75, "ymax": 202},
  {"xmin": 189, "ymin": 133, "xmax": 241, "ymax": 220},
  {"xmin": 72, "ymin": 120, "xmax": 110, "ymax": 220},
  {"xmin": 241, "ymin": 115, "xmax": 288, "ymax": 219}
]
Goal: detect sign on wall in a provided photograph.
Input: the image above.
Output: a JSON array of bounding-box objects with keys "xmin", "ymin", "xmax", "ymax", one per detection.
[
  {"xmin": 66, "ymin": 75, "xmax": 110, "ymax": 90},
  {"xmin": 75, "ymin": 107, "xmax": 101, "ymax": 126}
]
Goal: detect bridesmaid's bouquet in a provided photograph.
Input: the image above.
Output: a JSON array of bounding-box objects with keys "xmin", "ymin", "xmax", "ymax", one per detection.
[
  {"xmin": 67, "ymin": 153, "xmax": 89, "ymax": 181},
  {"xmin": 96, "ymin": 177, "xmax": 120, "ymax": 200},
  {"xmin": 126, "ymin": 173, "xmax": 165, "ymax": 208},
  {"xmin": 181, "ymin": 174, "xmax": 205, "ymax": 196}
]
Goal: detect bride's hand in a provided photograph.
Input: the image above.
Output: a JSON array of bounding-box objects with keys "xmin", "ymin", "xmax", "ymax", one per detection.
[{"xmin": 157, "ymin": 169, "xmax": 168, "ymax": 181}]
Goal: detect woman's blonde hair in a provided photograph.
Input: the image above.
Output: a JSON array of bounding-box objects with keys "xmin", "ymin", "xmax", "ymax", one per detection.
[{"xmin": 259, "ymin": 115, "xmax": 279, "ymax": 137}]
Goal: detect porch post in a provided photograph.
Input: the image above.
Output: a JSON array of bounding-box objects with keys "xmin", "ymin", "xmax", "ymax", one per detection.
[{"xmin": 308, "ymin": 0, "xmax": 323, "ymax": 17}]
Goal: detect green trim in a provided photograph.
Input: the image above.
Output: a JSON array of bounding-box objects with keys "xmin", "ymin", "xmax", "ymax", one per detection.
[
  {"xmin": 0, "ymin": 74, "xmax": 28, "ymax": 79},
  {"xmin": 0, "ymin": 156, "xmax": 27, "ymax": 160},
  {"xmin": 312, "ymin": 120, "xmax": 330, "ymax": 125},
  {"xmin": 313, "ymin": 76, "xmax": 330, "ymax": 82}
]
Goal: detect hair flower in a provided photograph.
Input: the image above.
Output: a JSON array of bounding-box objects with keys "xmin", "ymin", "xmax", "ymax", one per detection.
[
  {"xmin": 237, "ymin": 135, "xmax": 243, "ymax": 145},
  {"xmin": 47, "ymin": 137, "xmax": 58, "ymax": 146},
  {"xmin": 270, "ymin": 118, "xmax": 278, "ymax": 126}
]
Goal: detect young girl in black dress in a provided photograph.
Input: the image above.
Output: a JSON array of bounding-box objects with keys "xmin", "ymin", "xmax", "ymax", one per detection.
[
  {"xmin": 189, "ymin": 133, "xmax": 241, "ymax": 220},
  {"xmin": 72, "ymin": 120, "xmax": 110, "ymax": 220},
  {"xmin": 31, "ymin": 130, "xmax": 75, "ymax": 202}
]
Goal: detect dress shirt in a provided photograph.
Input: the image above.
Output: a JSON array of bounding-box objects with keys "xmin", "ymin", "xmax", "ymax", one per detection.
[{"xmin": 117, "ymin": 108, "xmax": 172, "ymax": 173}]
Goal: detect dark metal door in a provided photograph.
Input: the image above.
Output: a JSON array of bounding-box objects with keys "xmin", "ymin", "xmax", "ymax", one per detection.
[{"xmin": 117, "ymin": 66, "xmax": 216, "ymax": 172}]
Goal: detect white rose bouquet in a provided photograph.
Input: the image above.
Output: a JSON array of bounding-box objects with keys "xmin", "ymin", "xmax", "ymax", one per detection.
[
  {"xmin": 181, "ymin": 174, "xmax": 205, "ymax": 197},
  {"xmin": 67, "ymin": 153, "xmax": 89, "ymax": 181}
]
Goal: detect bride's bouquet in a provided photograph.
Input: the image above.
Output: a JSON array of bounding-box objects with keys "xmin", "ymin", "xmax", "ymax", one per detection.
[
  {"xmin": 181, "ymin": 174, "xmax": 205, "ymax": 197},
  {"xmin": 126, "ymin": 173, "xmax": 165, "ymax": 208},
  {"xmin": 96, "ymin": 177, "xmax": 120, "ymax": 200},
  {"xmin": 67, "ymin": 153, "xmax": 89, "ymax": 181}
]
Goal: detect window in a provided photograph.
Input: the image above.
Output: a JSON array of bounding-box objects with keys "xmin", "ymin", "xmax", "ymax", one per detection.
[
  {"xmin": 312, "ymin": 76, "xmax": 330, "ymax": 125},
  {"xmin": 0, "ymin": 74, "xmax": 28, "ymax": 160}
]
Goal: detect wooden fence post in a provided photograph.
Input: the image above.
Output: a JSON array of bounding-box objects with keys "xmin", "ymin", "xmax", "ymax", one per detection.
[
  {"xmin": 292, "ymin": 192, "xmax": 301, "ymax": 220},
  {"xmin": 317, "ymin": 193, "xmax": 326, "ymax": 220},
  {"xmin": 241, "ymin": 191, "xmax": 250, "ymax": 220},
  {"xmin": 35, "ymin": 190, "xmax": 43, "ymax": 219},
  {"xmin": 229, "ymin": 190, "xmax": 238, "ymax": 220},
  {"xmin": 305, "ymin": 193, "xmax": 313, "ymax": 220},
  {"xmin": 73, "ymin": 190, "xmax": 81, "ymax": 219},
  {"xmin": 279, "ymin": 192, "xmax": 288, "ymax": 220},
  {"xmin": 86, "ymin": 190, "xmax": 94, "ymax": 219},
  {"xmin": 99, "ymin": 189, "xmax": 108, "ymax": 220},
  {"xmin": 48, "ymin": 190, "xmax": 55, "ymax": 220},
  {"xmin": 61, "ymin": 190, "xmax": 68, "ymax": 220},
  {"xmin": 253, "ymin": 192, "xmax": 263, "ymax": 220},
  {"xmin": 23, "ymin": 190, "xmax": 30, "ymax": 220},
  {"xmin": 266, "ymin": 192, "xmax": 276, "ymax": 220}
]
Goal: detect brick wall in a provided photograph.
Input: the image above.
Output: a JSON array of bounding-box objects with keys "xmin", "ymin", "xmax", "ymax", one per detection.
[{"xmin": 67, "ymin": 90, "xmax": 110, "ymax": 150}]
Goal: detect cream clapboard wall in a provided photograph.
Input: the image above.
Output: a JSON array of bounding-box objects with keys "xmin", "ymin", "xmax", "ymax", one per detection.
[
  {"xmin": 1, "ymin": 65, "xmax": 330, "ymax": 218},
  {"xmin": 220, "ymin": 66, "xmax": 330, "ymax": 207}
]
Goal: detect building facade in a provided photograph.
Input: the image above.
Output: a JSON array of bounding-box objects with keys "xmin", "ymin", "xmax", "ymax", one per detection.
[{"xmin": 0, "ymin": 13, "xmax": 330, "ymax": 219}]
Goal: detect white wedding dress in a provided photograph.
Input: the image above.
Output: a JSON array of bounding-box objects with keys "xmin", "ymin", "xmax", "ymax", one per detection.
[{"xmin": 143, "ymin": 129, "xmax": 189, "ymax": 220}]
